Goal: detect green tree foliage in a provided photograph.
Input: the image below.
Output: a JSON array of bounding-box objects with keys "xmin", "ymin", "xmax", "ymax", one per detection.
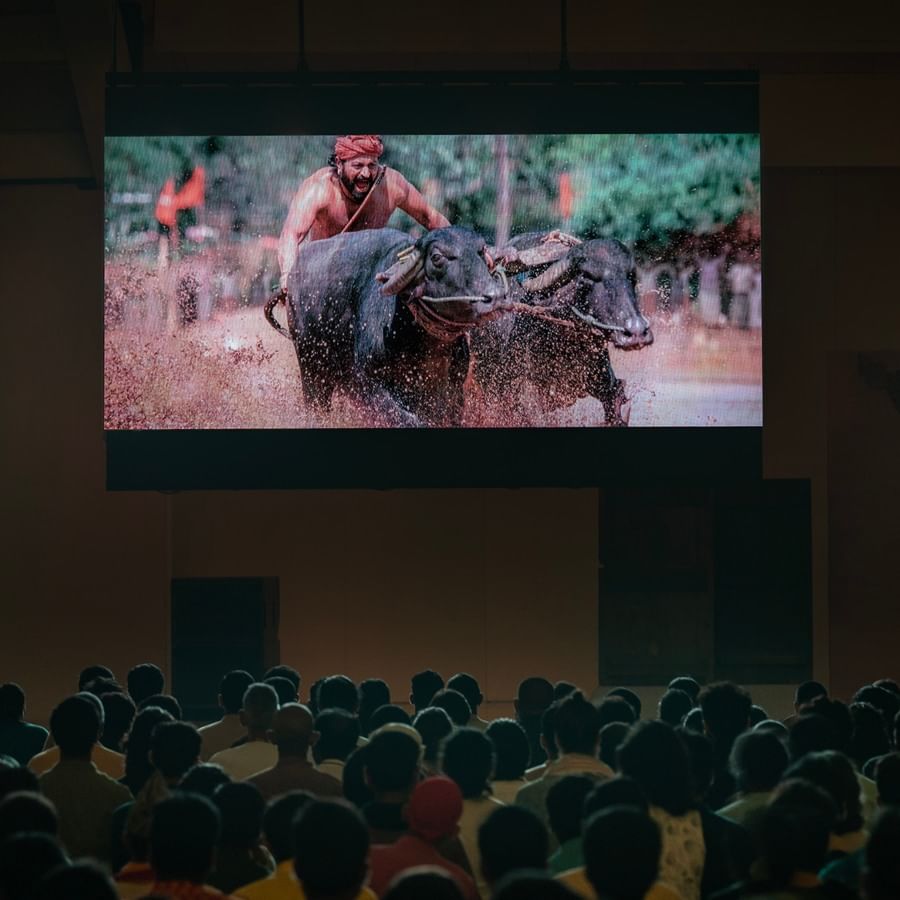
[{"xmin": 105, "ymin": 133, "xmax": 758, "ymax": 255}]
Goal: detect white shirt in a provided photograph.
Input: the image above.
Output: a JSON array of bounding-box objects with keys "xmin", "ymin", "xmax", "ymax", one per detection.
[{"xmin": 209, "ymin": 740, "xmax": 278, "ymax": 781}]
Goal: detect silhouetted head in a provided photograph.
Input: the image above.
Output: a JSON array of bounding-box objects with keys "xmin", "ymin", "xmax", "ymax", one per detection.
[
  {"xmin": 478, "ymin": 805, "xmax": 548, "ymax": 887},
  {"xmin": 127, "ymin": 664, "xmax": 165, "ymax": 706},
  {"xmin": 410, "ymin": 671, "xmax": 444, "ymax": 713},
  {"xmin": 486, "ymin": 718, "xmax": 530, "ymax": 781}
]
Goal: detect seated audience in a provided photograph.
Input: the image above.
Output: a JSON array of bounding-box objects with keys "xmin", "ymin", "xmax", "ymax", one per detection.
[
  {"xmin": 179, "ymin": 762, "xmax": 232, "ymax": 796},
  {"xmin": 35, "ymin": 860, "xmax": 119, "ymax": 900},
  {"xmin": 545, "ymin": 775, "xmax": 595, "ymax": 874},
  {"xmin": 210, "ymin": 683, "xmax": 279, "ymax": 780},
  {"xmin": 442, "ymin": 728, "xmax": 504, "ymax": 895},
  {"xmin": 30, "ymin": 692, "xmax": 126, "ymax": 778},
  {"xmin": 265, "ymin": 677, "xmax": 299, "ymax": 707},
  {"xmin": 852, "ymin": 685, "xmax": 899, "ymax": 734},
  {"xmin": 358, "ymin": 678, "xmax": 391, "ymax": 736},
  {"xmin": 713, "ymin": 778, "xmax": 854, "ymax": 900},
  {"xmin": 658, "ymin": 689, "xmax": 693, "ymax": 728},
  {"xmin": 363, "ymin": 728, "xmax": 422, "ymax": 842},
  {"xmin": 598, "ymin": 722, "xmax": 629, "ymax": 772},
  {"xmin": 369, "ymin": 777, "xmax": 478, "ymax": 900},
  {"xmin": 486, "ymin": 718, "xmax": 531, "ymax": 804},
  {"xmin": 596, "ymin": 696, "xmax": 637, "ymax": 728},
  {"xmin": 431, "ymin": 689, "xmax": 473, "ymax": 728},
  {"xmin": 368, "ymin": 704, "xmax": 412, "ymax": 732},
  {"xmin": 787, "ymin": 681, "xmax": 829, "ymax": 726},
  {"xmin": 698, "ymin": 682, "xmax": 752, "ymax": 809},
  {"xmin": 606, "ymin": 688, "xmax": 642, "ymax": 720},
  {"xmin": 494, "ymin": 871, "xmax": 581, "ymax": 900},
  {"xmin": 112, "ymin": 719, "xmax": 203, "ymax": 872},
  {"xmin": 199, "ymin": 670, "xmax": 255, "ymax": 761},
  {"xmin": 748, "ymin": 706, "xmax": 768, "ymax": 728},
  {"xmin": 0, "ymin": 790, "xmax": 58, "ymax": 841},
  {"xmin": 618, "ymin": 720, "xmax": 704, "ymax": 900},
  {"xmin": 0, "ymin": 834, "xmax": 68, "ymax": 900},
  {"xmin": 848, "ymin": 701, "xmax": 890, "ymax": 771},
  {"xmin": 120, "ymin": 706, "xmax": 174, "ymax": 795},
  {"xmin": 679, "ymin": 728, "xmax": 754, "ymax": 897},
  {"xmin": 314, "ymin": 707, "xmax": 362, "ymax": 782},
  {"xmin": 247, "ymin": 704, "xmax": 342, "ymax": 800},
  {"xmin": 138, "ymin": 693, "xmax": 182, "ymax": 719},
  {"xmin": 554, "ymin": 682, "xmax": 578, "ymax": 701},
  {"xmin": 127, "ymin": 664, "xmax": 165, "ymax": 706},
  {"xmin": 263, "ymin": 665, "xmax": 301, "ymax": 694},
  {"xmin": 233, "ymin": 791, "xmax": 313, "ymax": 899},
  {"xmin": 718, "ymin": 729, "xmax": 789, "ymax": 832},
  {"xmin": 209, "ymin": 782, "xmax": 275, "ymax": 892},
  {"xmin": 524, "ymin": 702, "xmax": 560, "ymax": 782},
  {"xmin": 318, "ymin": 675, "xmax": 359, "ymax": 716},
  {"xmin": 584, "ymin": 806, "xmax": 665, "ymax": 900},
  {"xmin": 292, "ymin": 799, "xmax": 375, "ymax": 900},
  {"xmin": 515, "ymin": 677, "xmax": 555, "ymax": 768},
  {"xmin": 411, "ymin": 670, "xmax": 445, "ymax": 715},
  {"xmin": 784, "ymin": 751, "xmax": 867, "ymax": 858},
  {"xmin": 668, "ymin": 676, "xmax": 701, "ymax": 706},
  {"xmin": 78, "ymin": 665, "xmax": 115, "ymax": 690},
  {"xmin": 99, "ymin": 692, "xmax": 136, "ymax": 753},
  {"xmin": 414, "ymin": 707, "xmax": 454, "ymax": 776},
  {"xmin": 863, "ymin": 807, "xmax": 900, "ymax": 900},
  {"xmin": 516, "ymin": 692, "xmax": 611, "ymax": 838},
  {"xmin": 381, "ymin": 867, "xmax": 465, "ymax": 900},
  {"xmin": 0, "ymin": 683, "xmax": 48, "ymax": 765},
  {"xmin": 39, "ymin": 694, "xmax": 132, "ymax": 862},
  {"xmin": 477, "ymin": 805, "xmax": 548, "ymax": 893},
  {"xmin": 145, "ymin": 793, "xmax": 232, "ymax": 899},
  {"xmin": 448, "ymin": 674, "xmax": 490, "ymax": 731}
]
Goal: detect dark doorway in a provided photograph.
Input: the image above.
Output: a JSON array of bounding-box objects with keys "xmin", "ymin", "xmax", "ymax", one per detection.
[{"xmin": 171, "ymin": 577, "xmax": 280, "ymax": 723}]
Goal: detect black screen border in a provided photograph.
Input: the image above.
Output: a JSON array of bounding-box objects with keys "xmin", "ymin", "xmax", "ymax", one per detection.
[{"xmin": 105, "ymin": 73, "xmax": 761, "ymax": 491}]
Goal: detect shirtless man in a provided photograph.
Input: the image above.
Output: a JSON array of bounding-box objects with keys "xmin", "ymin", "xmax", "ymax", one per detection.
[{"xmin": 277, "ymin": 134, "xmax": 450, "ymax": 286}]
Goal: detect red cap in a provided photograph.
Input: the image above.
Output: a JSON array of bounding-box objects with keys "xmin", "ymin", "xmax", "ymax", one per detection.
[{"xmin": 406, "ymin": 776, "xmax": 463, "ymax": 842}]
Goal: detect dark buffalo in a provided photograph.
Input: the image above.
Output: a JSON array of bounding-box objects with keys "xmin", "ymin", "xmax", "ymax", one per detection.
[
  {"xmin": 474, "ymin": 234, "xmax": 653, "ymax": 426},
  {"xmin": 265, "ymin": 226, "xmax": 506, "ymax": 426}
]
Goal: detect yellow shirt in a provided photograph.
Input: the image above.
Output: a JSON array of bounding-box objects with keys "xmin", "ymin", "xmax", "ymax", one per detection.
[
  {"xmin": 29, "ymin": 743, "xmax": 125, "ymax": 779},
  {"xmin": 556, "ymin": 866, "xmax": 684, "ymax": 900},
  {"xmin": 236, "ymin": 860, "xmax": 377, "ymax": 900}
]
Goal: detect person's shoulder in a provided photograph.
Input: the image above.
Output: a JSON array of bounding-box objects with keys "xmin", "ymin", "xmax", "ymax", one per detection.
[
  {"xmin": 94, "ymin": 766, "xmax": 134, "ymax": 799},
  {"xmin": 23, "ymin": 721, "xmax": 48, "ymax": 737}
]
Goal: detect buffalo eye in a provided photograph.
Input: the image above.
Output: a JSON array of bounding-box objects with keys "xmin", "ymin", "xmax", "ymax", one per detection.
[{"xmin": 430, "ymin": 251, "xmax": 446, "ymax": 268}]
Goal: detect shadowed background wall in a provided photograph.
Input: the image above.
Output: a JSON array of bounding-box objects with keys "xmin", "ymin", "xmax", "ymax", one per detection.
[{"xmin": 2, "ymin": 0, "xmax": 899, "ymax": 721}]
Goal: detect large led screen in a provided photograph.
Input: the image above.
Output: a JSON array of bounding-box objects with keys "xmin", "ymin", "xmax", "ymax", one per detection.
[{"xmin": 104, "ymin": 133, "xmax": 761, "ymax": 429}]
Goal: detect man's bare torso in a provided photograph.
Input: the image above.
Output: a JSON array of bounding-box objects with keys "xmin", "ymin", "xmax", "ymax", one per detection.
[{"xmin": 304, "ymin": 166, "xmax": 403, "ymax": 242}]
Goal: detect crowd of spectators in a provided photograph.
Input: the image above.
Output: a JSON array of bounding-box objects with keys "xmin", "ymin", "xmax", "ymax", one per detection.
[{"xmin": 0, "ymin": 666, "xmax": 899, "ymax": 900}]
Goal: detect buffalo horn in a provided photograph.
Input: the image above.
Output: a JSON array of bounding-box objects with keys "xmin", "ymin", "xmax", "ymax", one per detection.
[
  {"xmin": 522, "ymin": 256, "xmax": 574, "ymax": 294},
  {"xmin": 379, "ymin": 248, "xmax": 425, "ymax": 296}
]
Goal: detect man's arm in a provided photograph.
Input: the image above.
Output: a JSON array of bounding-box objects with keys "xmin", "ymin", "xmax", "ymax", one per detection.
[
  {"xmin": 392, "ymin": 170, "xmax": 450, "ymax": 230},
  {"xmin": 277, "ymin": 177, "xmax": 328, "ymax": 286}
]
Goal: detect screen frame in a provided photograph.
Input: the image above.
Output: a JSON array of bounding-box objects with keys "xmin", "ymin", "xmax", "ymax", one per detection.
[{"xmin": 105, "ymin": 72, "xmax": 762, "ymax": 490}]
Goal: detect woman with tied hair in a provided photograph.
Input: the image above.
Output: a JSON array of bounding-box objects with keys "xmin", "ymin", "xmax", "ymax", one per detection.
[{"xmin": 618, "ymin": 720, "xmax": 705, "ymax": 900}]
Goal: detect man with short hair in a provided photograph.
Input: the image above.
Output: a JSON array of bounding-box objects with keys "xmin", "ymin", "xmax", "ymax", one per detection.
[
  {"xmin": 430, "ymin": 689, "xmax": 472, "ymax": 728},
  {"xmin": 146, "ymin": 793, "xmax": 232, "ymax": 899},
  {"xmin": 363, "ymin": 729, "xmax": 422, "ymax": 843},
  {"xmin": 38, "ymin": 694, "xmax": 132, "ymax": 862},
  {"xmin": 313, "ymin": 708, "xmax": 361, "ymax": 783},
  {"xmin": 318, "ymin": 675, "xmax": 359, "ymax": 715},
  {"xmin": 477, "ymin": 805, "xmax": 548, "ymax": 891},
  {"xmin": 448, "ymin": 674, "xmax": 490, "ymax": 731},
  {"xmin": 668, "ymin": 676, "xmax": 701, "ymax": 706},
  {"xmin": 293, "ymin": 799, "xmax": 375, "ymax": 900},
  {"xmin": 0, "ymin": 683, "xmax": 47, "ymax": 765},
  {"xmin": 369, "ymin": 777, "xmax": 478, "ymax": 900},
  {"xmin": 411, "ymin": 670, "xmax": 444, "ymax": 715},
  {"xmin": 546, "ymin": 775, "xmax": 596, "ymax": 875},
  {"xmin": 698, "ymin": 681, "xmax": 753, "ymax": 809},
  {"xmin": 358, "ymin": 678, "xmax": 391, "ymax": 736},
  {"xmin": 515, "ymin": 677, "xmax": 555, "ymax": 768},
  {"xmin": 277, "ymin": 135, "xmax": 450, "ymax": 287},
  {"xmin": 127, "ymin": 663, "xmax": 165, "ymax": 706},
  {"xmin": 210, "ymin": 683, "xmax": 280, "ymax": 781},
  {"xmin": 199, "ymin": 670, "xmax": 256, "ymax": 761},
  {"xmin": 583, "ymin": 807, "xmax": 663, "ymax": 900},
  {"xmin": 658, "ymin": 689, "xmax": 693, "ymax": 728},
  {"xmin": 719, "ymin": 730, "xmax": 789, "ymax": 830},
  {"xmin": 263, "ymin": 666, "xmax": 301, "ymax": 693},
  {"xmin": 29, "ymin": 691, "xmax": 127, "ymax": 778},
  {"xmin": 516, "ymin": 692, "xmax": 612, "ymax": 837},
  {"xmin": 247, "ymin": 704, "xmax": 341, "ymax": 800}
]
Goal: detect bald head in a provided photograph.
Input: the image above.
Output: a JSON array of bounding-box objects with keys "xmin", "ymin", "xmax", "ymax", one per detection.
[{"xmin": 270, "ymin": 703, "xmax": 316, "ymax": 756}]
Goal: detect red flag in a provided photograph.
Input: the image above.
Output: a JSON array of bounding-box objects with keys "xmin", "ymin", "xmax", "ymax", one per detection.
[
  {"xmin": 559, "ymin": 172, "xmax": 574, "ymax": 221},
  {"xmin": 155, "ymin": 178, "xmax": 177, "ymax": 228},
  {"xmin": 175, "ymin": 166, "xmax": 205, "ymax": 210}
]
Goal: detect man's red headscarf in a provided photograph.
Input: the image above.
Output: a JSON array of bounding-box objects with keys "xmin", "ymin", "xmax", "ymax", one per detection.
[{"xmin": 334, "ymin": 135, "xmax": 384, "ymax": 161}]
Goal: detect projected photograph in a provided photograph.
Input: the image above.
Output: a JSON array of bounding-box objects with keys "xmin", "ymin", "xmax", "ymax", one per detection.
[{"xmin": 104, "ymin": 133, "xmax": 761, "ymax": 429}]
